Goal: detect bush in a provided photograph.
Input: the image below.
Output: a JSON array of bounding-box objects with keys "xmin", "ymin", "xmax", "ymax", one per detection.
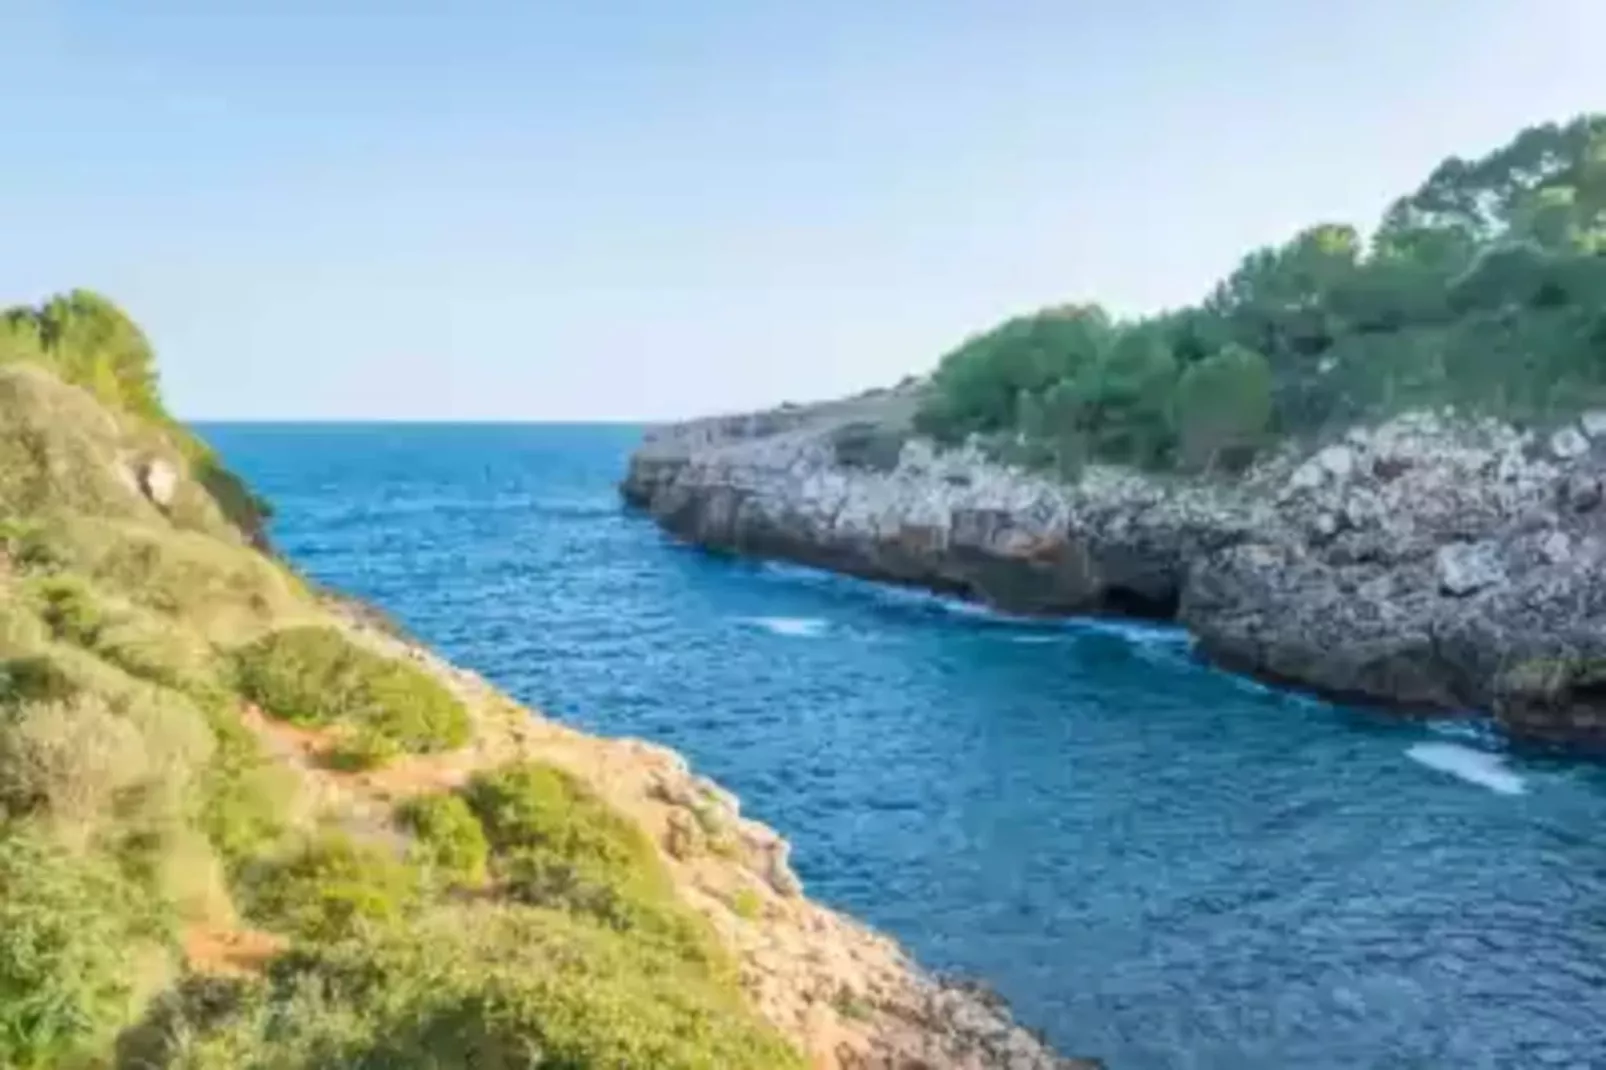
[
  {"xmin": 0, "ymin": 824, "xmax": 168, "ymax": 1069},
  {"xmin": 462, "ymin": 763, "xmax": 724, "ymax": 969},
  {"xmin": 137, "ymin": 906, "xmax": 804, "ymax": 1070},
  {"xmin": 463, "ymin": 763, "xmax": 661, "ymax": 890},
  {"xmin": 0, "ymin": 517, "xmax": 66, "ymax": 571},
  {"xmin": 241, "ymin": 831, "xmax": 421, "ymax": 942},
  {"xmin": 1171, "ymin": 344, "xmax": 1274, "ymax": 471},
  {"xmin": 0, "ymin": 655, "xmax": 78, "ymax": 707},
  {"xmin": 188, "ymin": 685, "xmax": 291, "ymax": 870},
  {"xmin": 322, "ymin": 725, "xmax": 404, "ymax": 772},
  {"xmin": 0, "ymin": 693, "xmax": 148, "ymax": 827},
  {"xmin": 396, "ymin": 793, "xmax": 489, "ymax": 888},
  {"xmin": 232, "ymin": 627, "xmax": 470, "ymax": 756},
  {"xmin": 31, "ymin": 574, "xmax": 107, "ymax": 646}
]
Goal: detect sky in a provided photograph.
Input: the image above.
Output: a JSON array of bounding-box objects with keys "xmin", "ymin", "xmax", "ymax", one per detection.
[{"xmin": 1, "ymin": 1, "xmax": 1603, "ymax": 421}]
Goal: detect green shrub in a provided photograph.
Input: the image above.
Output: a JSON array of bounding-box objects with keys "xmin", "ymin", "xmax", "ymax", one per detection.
[
  {"xmin": 241, "ymin": 831, "xmax": 420, "ymax": 942},
  {"xmin": 0, "ymin": 693, "xmax": 147, "ymax": 826},
  {"xmin": 1171, "ymin": 344, "xmax": 1273, "ymax": 471},
  {"xmin": 462, "ymin": 762, "xmax": 662, "ymax": 892},
  {"xmin": 462, "ymin": 763, "xmax": 724, "ymax": 970},
  {"xmin": 322, "ymin": 725, "xmax": 404, "ymax": 772},
  {"xmin": 93, "ymin": 612, "xmax": 210, "ymax": 689},
  {"xmin": 187, "ymin": 685, "xmax": 291, "ymax": 870},
  {"xmin": 138, "ymin": 906, "xmax": 803, "ymax": 1070},
  {"xmin": 0, "ymin": 655, "xmax": 78, "ymax": 707},
  {"xmin": 30, "ymin": 574, "xmax": 107, "ymax": 646},
  {"xmin": 0, "ymin": 518, "xmax": 66, "ymax": 571},
  {"xmin": 396, "ymin": 793, "xmax": 489, "ymax": 888},
  {"xmin": 232, "ymin": 627, "xmax": 470, "ymax": 755},
  {"xmin": 0, "ymin": 824, "xmax": 168, "ymax": 1069}
]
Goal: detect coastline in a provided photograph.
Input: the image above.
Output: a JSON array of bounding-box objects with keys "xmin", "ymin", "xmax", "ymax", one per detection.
[
  {"xmin": 323, "ymin": 592, "xmax": 1092, "ymax": 1069},
  {"xmin": 620, "ymin": 390, "xmax": 1606, "ymax": 750}
]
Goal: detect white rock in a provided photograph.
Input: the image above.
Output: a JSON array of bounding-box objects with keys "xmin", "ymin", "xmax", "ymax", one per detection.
[
  {"xmin": 1288, "ymin": 460, "xmax": 1326, "ymax": 491},
  {"xmin": 1581, "ymin": 410, "xmax": 1606, "ymax": 439},
  {"xmin": 139, "ymin": 459, "xmax": 180, "ymax": 508},
  {"xmin": 1539, "ymin": 531, "xmax": 1572, "ymax": 565},
  {"xmin": 1316, "ymin": 445, "xmax": 1356, "ymax": 481},
  {"xmin": 1550, "ymin": 427, "xmax": 1589, "ymax": 460},
  {"xmin": 1435, "ymin": 541, "xmax": 1507, "ymax": 597}
]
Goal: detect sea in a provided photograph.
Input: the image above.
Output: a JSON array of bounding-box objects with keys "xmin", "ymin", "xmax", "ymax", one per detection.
[{"xmin": 204, "ymin": 422, "xmax": 1606, "ymax": 1070}]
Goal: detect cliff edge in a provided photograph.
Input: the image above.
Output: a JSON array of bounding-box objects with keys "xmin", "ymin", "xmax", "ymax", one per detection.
[
  {"xmin": 0, "ymin": 296, "xmax": 1083, "ymax": 1069},
  {"xmin": 622, "ymin": 391, "xmax": 1606, "ymax": 748}
]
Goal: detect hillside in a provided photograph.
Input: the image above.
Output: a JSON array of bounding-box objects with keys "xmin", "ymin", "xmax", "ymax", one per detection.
[{"xmin": 0, "ymin": 295, "xmax": 1078, "ymax": 1069}]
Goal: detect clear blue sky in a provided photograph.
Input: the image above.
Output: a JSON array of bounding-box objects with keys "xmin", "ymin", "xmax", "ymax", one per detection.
[{"xmin": 2, "ymin": 1, "xmax": 1602, "ymax": 420}]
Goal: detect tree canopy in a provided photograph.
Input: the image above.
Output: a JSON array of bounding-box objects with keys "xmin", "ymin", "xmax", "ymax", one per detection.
[{"xmin": 915, "ymin": 114, "xmax": 1606, "ymax": 474}]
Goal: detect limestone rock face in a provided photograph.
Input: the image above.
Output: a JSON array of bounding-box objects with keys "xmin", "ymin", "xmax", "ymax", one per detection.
[
  {"xmin": 138, "ymin": 457, "xmax": 180, "ymax": 508},
  {"xmin": 623, "ymin": 393, "xmax": 1606, "ymax": 748}
]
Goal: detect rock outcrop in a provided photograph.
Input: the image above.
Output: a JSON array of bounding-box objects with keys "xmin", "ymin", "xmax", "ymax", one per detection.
[{"xmin": 622, "ymin": 393, "xmax": 1606, "ymax": 748}]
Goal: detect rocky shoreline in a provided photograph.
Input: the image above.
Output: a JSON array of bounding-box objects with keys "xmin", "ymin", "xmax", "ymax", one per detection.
[
  {"xmin": 336, "ymin": 601, "xmax": 1092, "ymax": 1070},
  {"xmin": 622, "ymin": 388, "xmax": 1606, "ymax": 749}
]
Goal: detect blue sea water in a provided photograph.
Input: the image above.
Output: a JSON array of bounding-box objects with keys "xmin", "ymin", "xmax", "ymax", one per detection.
[{"xmin": 204, "ymin": 423, "xmax": 1606, "ymax": 1070}]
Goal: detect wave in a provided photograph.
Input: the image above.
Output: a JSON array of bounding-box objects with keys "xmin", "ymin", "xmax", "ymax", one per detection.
[
  {"xmin": 1406, "ymin": 742, "xmax": 1526, "ymax": 795},
  {"xmin": 739, "ymin": 616, "xmax": 830, "ymax": 639}
]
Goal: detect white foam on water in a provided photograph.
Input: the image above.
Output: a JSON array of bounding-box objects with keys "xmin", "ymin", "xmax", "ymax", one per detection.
[
  {"xmin": 1406, "ymin": 742, "xmax": 1526, "ymax": 795},
  {"xmin": 740, "ymin": 616, "xmax": 829, "ymax": 638}
]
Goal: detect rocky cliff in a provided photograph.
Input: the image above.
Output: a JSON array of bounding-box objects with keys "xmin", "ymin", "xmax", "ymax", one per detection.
[{"xmin": 622, "ymin": 390, "xmax": 1606, "ymax": 748}]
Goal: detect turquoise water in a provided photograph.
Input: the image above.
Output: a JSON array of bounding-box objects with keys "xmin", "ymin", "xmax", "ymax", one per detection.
[{"xmin": 206, "ymin": 423, "xmax": 1606, "ymax": 1070}]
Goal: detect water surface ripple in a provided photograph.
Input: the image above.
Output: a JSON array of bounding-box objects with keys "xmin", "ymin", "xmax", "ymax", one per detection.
[{"xmin": 206, "ymin": 423, "xmax": 1606, "ymax": 1070}]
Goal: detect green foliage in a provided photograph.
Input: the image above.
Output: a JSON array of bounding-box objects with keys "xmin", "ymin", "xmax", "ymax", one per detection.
[
  {"xmin": 0, "ymin": 824, "xmax": 167, "ymax": 1069},
  {"xmin": 232, "ymin": 627, "xmax": 470, "ymax": 757},
  {"xmin": 916, "ymin": 114, "xmax": 1606, "ymax": 474},
  {"xmin": 396, "ymin": 793, "xmax": 490, "ymax": 888},
  {"xmin": 30, "ymin": 574, "xmax": 107, "ymax": 646},
  {"xmin": 0, "ymin": 290, "xmax": 162, "ymax": 421},
  {"xmin": 187, "ymin": 684, "xmax": 290, "ymax": 871},
  {"xmin": 322, "ymin": 724, "xmax": 405, "ymax": 772},
  {"xmin": 1171, "ymin": 345, "xmax": 1273, "ymax": 471},
  {"xmin": 134, "ymin": 906, "xmax": 802, "ymax": 1070},
  {"xmin": 729, "ymin": 887, "xmax": 762, "ymax": 921},
  {"xmin": 463, "ymin": 762, "xmax": 721, "ymax": 969},
  {"xmin": 0, "ymin": 655, "xmax": 78, "ymax": 707},
  {"xmin": 0, "ymin": 295, "xmax": 269, "ymax": 541},
  {"xmin": 242, "ymin": 831, "xmax": 421, "ymax": 942},
  {"xmin": 0, "ymin": 291, "xmax": 804, "ymax": 1070},
  {"xmin": 463, "ymin": 763, "xmax": 663, "ymax": 895}
]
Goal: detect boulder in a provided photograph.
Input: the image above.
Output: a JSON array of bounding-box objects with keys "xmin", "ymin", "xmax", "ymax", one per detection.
[
  {"xmin": 1550, "ymin": 427, "xmax": 1589, "ymax": 460},
  {"xmin": 138, "ymin": 458, "xmax": 179, "ymax": 508},
  {"xmin": 1581, "ymin": 410, "xmax": 1606, "ymax": 439},
  {"xmin": 1315, "ymin": 444, "xmax": 1356, "ymax": 481},
  {"xmin": 1436, "ymin": 541, "xmax": 1506, "ymax": 596}
]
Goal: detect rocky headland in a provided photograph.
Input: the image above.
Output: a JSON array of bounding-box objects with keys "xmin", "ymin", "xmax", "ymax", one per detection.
[{"xmin": 622, "ymin": 386, "xmax": 1606, "ymax": 749}]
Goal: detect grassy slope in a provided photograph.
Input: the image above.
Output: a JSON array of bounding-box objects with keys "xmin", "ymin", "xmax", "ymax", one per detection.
[{"xmin": 0, "ymin": 361, "xmax": 802, "ymax": 1069}]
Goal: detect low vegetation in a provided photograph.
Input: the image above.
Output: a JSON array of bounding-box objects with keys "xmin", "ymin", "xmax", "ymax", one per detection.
[
  {"xmin": 915, "ymin": 115, "xmax": 1606, "ymax": 475},
  {"xmin": 231, "ymin": 625, "xmax": 471, "ymax": 756},
  {"xmin": 0, "ymin": 296, "xmax": 803, "ymax": 1066},
  {"xmin": 396, "ymin": 791, "xmax": 490, "ymax": 888}
]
